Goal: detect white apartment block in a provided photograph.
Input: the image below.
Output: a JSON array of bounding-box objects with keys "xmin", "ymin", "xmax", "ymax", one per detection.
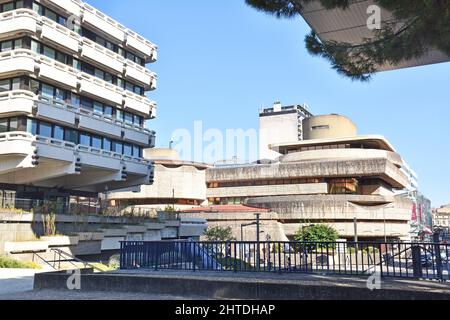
[{"xmin": 0, "ymin": 0, "xmax": 157, "ymax": 200}]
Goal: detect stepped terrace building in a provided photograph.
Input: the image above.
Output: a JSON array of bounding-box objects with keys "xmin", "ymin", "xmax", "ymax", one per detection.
[
  {"xmin": 207, "ymin": 115, "xmax": 413, "ymax": 241},
  {"xmin": 0, "ymin": 0, "xmax": 157, "ymax": 204}
]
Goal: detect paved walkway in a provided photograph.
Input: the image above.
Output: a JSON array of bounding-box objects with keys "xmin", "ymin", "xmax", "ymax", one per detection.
[{"xmin": 0, "ymin": 269, "xmax": 45, "ymax": 296}]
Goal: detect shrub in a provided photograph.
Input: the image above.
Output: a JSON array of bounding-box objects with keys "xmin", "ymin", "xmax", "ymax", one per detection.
[{"xmin": 0, "ymin": 256, "xmax": 41, "ymax": 269}]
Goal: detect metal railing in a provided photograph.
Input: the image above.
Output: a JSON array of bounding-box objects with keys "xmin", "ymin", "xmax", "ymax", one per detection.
[{"xmin": 120, "ymin": 241, "xmax": 450, "ymax": 281}]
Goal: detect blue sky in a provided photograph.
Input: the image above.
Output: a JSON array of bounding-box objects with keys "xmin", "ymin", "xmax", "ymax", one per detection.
[{"xmin": 88, "ymin": 0, "xmax": 450, "ymax": 207}]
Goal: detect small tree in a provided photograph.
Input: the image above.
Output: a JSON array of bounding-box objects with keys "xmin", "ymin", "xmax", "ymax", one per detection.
[
  {"xmin": 204, "ymin": 226, "xmax": 235, "ymax": 242},
  {"xmin": 294, "ymin": 224, "xmax": 339, "ymax": 243},
  {"xmin": 294, "ymin": 224, "xmax": 339, "ymax": 252}
]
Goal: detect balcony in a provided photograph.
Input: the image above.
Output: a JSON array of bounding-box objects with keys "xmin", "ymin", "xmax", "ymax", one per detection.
[
  {"xmin": 0, "ymin": 50, "xmax": 36, "ymax": 77},
  {"xmin": 123, "ymin": 93, "xmax": 156, "ymax": 119},
  {"xmin": 80, "ymin": 38, "xmax": 125, "ymax": 73},
  {"xmin": 81, "ymin": 3, "xmax": 127, "ymax": 42},
  {"xmin": 0, "ymin": 132, "xmax": 152, "ymax": 192},
  {"xmin": 44, "ymin": 0, "xmax": 83, "ymax": 17},
  {"xmin": 39, "ymin": 16, "xmax": 80, "ymax": 53},
  {"xmin": 78, "ymin": 73, "xmax": 123, "ymax": 105},
  {"xmin": 0, "ymin": 91, "xmax": 35, "ymax": 116},
  {"xmin": 125, "ymin": 31, "xmax": 158, "ymax": 62},
  {"xmin": 125, "ymin": 63, "xmax": 157, "ymax": 90},
  {"xmin": 0, "ymin": 9, "xmax": 37, "ymax": 38}
]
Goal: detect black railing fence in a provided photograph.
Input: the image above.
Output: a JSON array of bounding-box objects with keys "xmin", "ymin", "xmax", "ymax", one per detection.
[{"xmin": 120, "ymin": 241, "xmax": 450, "ymax": 281}]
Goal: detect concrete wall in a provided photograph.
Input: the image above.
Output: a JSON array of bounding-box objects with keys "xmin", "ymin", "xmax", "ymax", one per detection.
[
  {"xmin": 303, "ymin": 114, "xmax": 357, "ymax": 140},
  {"xmin": 259, "ymin": 111, "xmax": 299, "ymax": 160},
  {"xmin": 207, "ymin": 183, "xmax": 328, "ymax": 198}
]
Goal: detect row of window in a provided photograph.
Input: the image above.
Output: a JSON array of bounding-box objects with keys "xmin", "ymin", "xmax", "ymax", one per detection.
[
  {"xmin": 0, "ymin": 0, "xmax": 147, "ymax": 66},
  {"xmin": 0, "ymin": 37, "xmax": 145, "ymax": 96},
  {"xmin": 0, "ymin": 77, "xmax": 145, "ymax": 127},
  {"xmin": 0, "ymin": 116, "xmax": 144, "ymax": 158},
  {"xmin": 208, "ymin": 178, "xmax": 324, "ymax": 189}
]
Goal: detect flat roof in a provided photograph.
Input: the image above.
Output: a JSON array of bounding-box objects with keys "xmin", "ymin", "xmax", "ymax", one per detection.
[
  {"xmin": 299, "ymin": 0, "xmax": 450, "ymax": 71},
  {"xmin": 270, "ymin": 135, "xmax": 397, "ymax": 154}
]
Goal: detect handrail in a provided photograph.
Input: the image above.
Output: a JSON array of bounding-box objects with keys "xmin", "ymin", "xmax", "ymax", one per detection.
[
  {"xmin": 32, "ymin": 252, "xmax": 58, "ymax": 271},
  {"xmin": 50, "ymin": 248, "xmax": 104, "ymax": 272}
]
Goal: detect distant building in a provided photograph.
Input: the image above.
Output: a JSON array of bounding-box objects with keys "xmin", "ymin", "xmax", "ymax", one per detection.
[
  {"xmin": 207, "ymin": 114, "xmax": 414, "ymax": 241},
  {"xmin": 434, "ymin": 204, "xmax": 450, "ymax": 230},
  {"xmin": 109, "ymin": 149, "xmax": 210, "ymax": 211},
  {"xmin": 259, "ymin": 102, "xmax": 313, "ymax": 161}
]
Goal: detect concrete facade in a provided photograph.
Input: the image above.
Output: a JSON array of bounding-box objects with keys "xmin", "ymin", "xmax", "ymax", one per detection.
[
  {"xmin": 109, "ymin": 149, "xmax": 209, "ymax": 210},
  {"xmin": 434, "ymin": 204, "xmax": 450, "ymax": 229},
  {"xmin": 0, "ymin": 0, "xmax": 158, "ymax": 198},
  {"xmin": 207, "ymin": 115, "xmax": 415, "ymax": 241}
]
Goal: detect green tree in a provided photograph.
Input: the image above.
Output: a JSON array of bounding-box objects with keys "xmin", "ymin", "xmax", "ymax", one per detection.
[
  {"xmin": 204, "ymin": 226, "xmax": 236, "ymax": 241},
  {"xmin": 245, "ymin": 0, "xmax": 450, "ymax": 81},
  {"xmin": 294, "ymin": 224, "xmax": 339, "ymax": 243}
]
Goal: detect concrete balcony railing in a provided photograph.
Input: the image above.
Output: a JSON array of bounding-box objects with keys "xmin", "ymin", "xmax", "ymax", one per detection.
[
  {"xmin": 39, "ymin": 15, "xmax": 80, "ymax": 53},
  {"xmin": 124, "ymin": 92, "xmax": 157, "ymax": 119},
  {"xmin": 0, "ymin": 9, "xmax": 38, "ymax": 38},
  {"xmin": 125, "ymin": 62, "xmax": 157, "ymax": 90},
  {"xmin": 0, "ymin": 132, "xmax": 36, "ymax": 157},
  {"xmin": 46, "ymin": 0, "xmax": 157, "ymax": 62},
  {"xmin": 0, "ymin": 10, "xmax": 157, "ymax": 90},
  {"xmin": 0, "ymin": 90, "xmax": 35, "ymax": 116},
  {"xmin": 80, "ymin": 38, "xmax": 125, "ymax": 73},
  {"xmin": 81, "ymin": 3, "xmax": 127, "ymax": 42}
]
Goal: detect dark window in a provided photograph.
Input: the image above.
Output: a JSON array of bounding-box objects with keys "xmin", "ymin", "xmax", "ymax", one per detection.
[
  {"xmin": 39, "ymin": 121, "xmax": 52, "ymax": 137},
  {"xmin": 0, "ymin": 118, "xmax": 8, "ymax": 132},
  {"xmin": 64, "ymin": 129, "xmax": 78, "ymax": 144}
]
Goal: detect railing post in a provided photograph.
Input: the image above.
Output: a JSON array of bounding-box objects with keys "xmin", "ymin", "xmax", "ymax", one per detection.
[
  {"xmin": 433, "ymin": 234, "xmax": 444, "ymax": 281},
  {"xmin": 193, "ymin": 242, "xmax": 196, "ymax": 273},
  {"xmin": 411, "ymin": 244, "xmax": 422, "ymax": 278}
]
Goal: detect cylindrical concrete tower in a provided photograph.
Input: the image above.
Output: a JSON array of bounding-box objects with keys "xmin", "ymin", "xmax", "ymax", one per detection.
[{"xmin": 303, "ymin": 114, "xmax": 357, "ymax": 140}]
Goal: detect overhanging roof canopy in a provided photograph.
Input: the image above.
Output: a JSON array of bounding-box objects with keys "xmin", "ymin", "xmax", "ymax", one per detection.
[{"xmin": 299, "ymin": 0, "xmax": 450, "ymax": 71}]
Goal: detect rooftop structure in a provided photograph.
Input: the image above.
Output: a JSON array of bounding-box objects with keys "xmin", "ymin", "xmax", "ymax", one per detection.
[
  {"xmin": 259, "ymin": 102, "xmax": 313, "ymax": 161},
  {"xmin": 0, "ymin": 0, "xmax": 158, "ymax": 202}
]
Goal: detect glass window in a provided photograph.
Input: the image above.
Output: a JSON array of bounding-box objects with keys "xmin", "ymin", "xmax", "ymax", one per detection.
[
  {"xmin": 103, "ymin": 138, "xmax": 111, "ymax": 151},
  {"xmin": 57, "ymin": 16, "xmax": 66, "ymax": 25},
  {"xmin": 27, "ymin": 119, "xmax": 37, "ymax": 135},
  {"xmin": 133, "ymin": 146, "xmax": 140, "ymax": 158},
  {"xmin": 3, "ymin": 2, "xmax": 14, "ymax": 12},
  {"xmin": 94, "ymin": 69, "xmax": 104, "ymax": 80},
  {"xmin": 11, "ymin": 78, "xmax": 20, "ymax": 91},
  {"xmin": 116, "ymin": 109, "xmax": 123, "ymax": 121},
  {"xmin": 31, "ymin": 40, "xmax": 41, "ymax": 54},
  {"xmin": 55, "ymin": 88, "xmax": 65, "ymax": 102},
  {"xmin": 43, "ymin": 46, "xmax": 56, "ymax": 59},
  {"xmin": 123, "ymin": 144, "xmax": 132, "ymax": 157},
  {"xmin": 39, "ymin": 121, "xmax": 52, "ymax": 137},
  {"xmin": 1, "ymin": 40, "xmax": 12, "ymax": 51},
  {"xmin": 0, "ymin": 79, "xmax": 9, "ymax": 92},
  {"xmin": 133, "ymin": 115, "xmax": 142, "ymax": 126},
  {"xmin": 54, "ymin": 125, "xmax": 64, "ymax": 140},
  {"xmin": 92, "ymin": 136, "xmax": 102, "ymax": 149},
  {"xmin": 30, "ymin": 79, "xmax": 39, "ymax": 94},
  {"xmin": 95, "ymin": 36, "xmax": 106, "ymax": 47},
  {"xmin": 16, "ymin": 1, "xmax": 24, "ymax": 9},
  {"xmin": 72, "ymin": 58, "xmax": 81, "ymax": 70},
  {"xmin": 64, "ymin": 129, "xmax": 78, "ymax": 144},
  {"xmin": 70, "ymin": 93, "xmax": 80, "ymax": 107},
  {"xmin": 112, "ymin": 141, "xmax": 122, "ymax": 154},
  {"xmin": 81, "ymin": 97, "xmax": 93, "ymax": 110},
  {"xmin": 124, "ymin": 112, "xmax": 133, "ymax": 124},
  {"xmin": 13, "ymin": 38, "xmax": 22, "ymax": 49},
  {"xmin": 41, "ymin": 84, "xmax": 54, "ymax": 99},
  {"xmin": 0, "ymin": 118, "xmax": 8, "ymax": 132},
  {"xmin": 125, "ymin": 82, "xmax": 134, "ymax": 92},
  {"xmin": 80, "ymin": 133, "xmax": 90, "ymax": 146},
  {"xmin": 55, "ymin": 51, "xmax": 66, "ymax": 64},
  {"xmin": 93, "ymin": 102, "xmax": 103, "ymax": 114},
  {"xmin": 45, "ymin": 9, "xmax": 57, "ymax": 22},
  {"xmin": 106, "ymin": 42, "xmax": 114, "ymax": 52},
  {"xmin": 104, "ymin": 73, "xmax": 113, "ymax": 84},
  {"xmin": 104, "ymin": 106, "xmax": 113, "ymax": 117}
]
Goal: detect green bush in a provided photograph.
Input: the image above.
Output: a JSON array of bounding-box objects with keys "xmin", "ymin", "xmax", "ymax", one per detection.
[{"xmin": 0, "ymin": 256, "xmax": 41, "ymax": 269}]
